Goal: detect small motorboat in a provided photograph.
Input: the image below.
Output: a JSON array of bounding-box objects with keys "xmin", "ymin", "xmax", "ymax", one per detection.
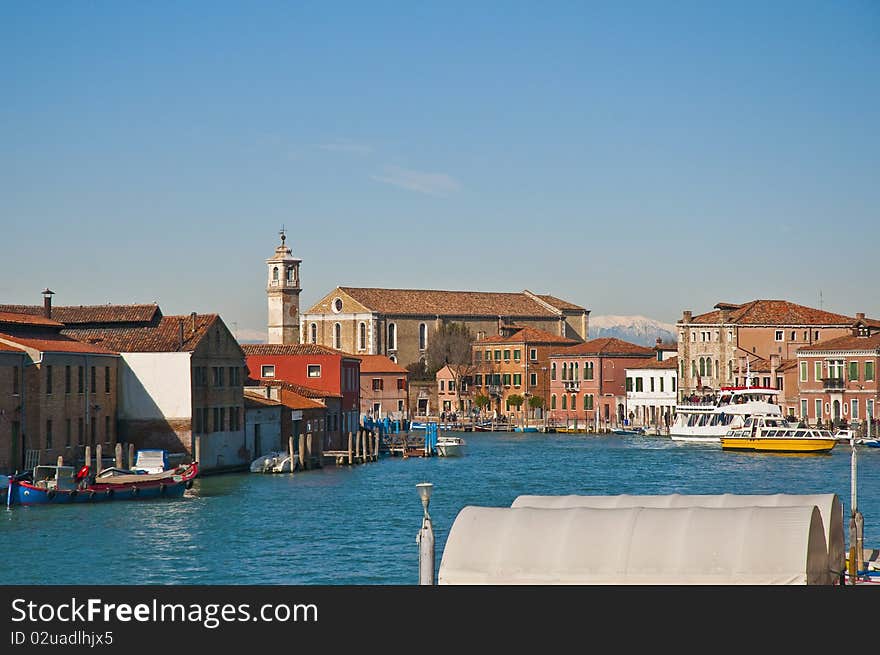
[
  {"xmin": 436, "ymin": 435, "xmax": 466, "ymax": 457},
  {"xmin": 250, "ymin": 451, "xmax": 294, "ymax": 473},
  {"xmin": 5, "ymin": 460, "xmax": 198, "ymax": 507},
  {"xmin": 513, "ymin": 426, "xmax": 539, "ymax": 433},
  {"xmin": 611, "ymin": 427, "xmax": 646, "ymax": 436}
]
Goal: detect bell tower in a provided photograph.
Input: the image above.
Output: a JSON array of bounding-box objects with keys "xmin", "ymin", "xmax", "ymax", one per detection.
[{"xmin": 266, "ymin": 228, "xmax": 302, "ymax": 344}]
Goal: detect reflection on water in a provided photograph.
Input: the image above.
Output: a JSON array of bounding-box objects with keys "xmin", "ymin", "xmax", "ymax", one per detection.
[{"xmin": 1, "ymin": 432, "xmax": 878, "ymax": 584}]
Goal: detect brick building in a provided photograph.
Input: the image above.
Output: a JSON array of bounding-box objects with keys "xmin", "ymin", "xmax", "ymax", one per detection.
[
  {"xmin": 300, "ymin": 287, "xmax": 588, "ymax": 370},
  {"xmin": 796, "ymin": 324, "xmax": 880, "ymax": 430},
  {"xmin": 470, "ymin": 326, "xmax": 578, "ymax": 420},
  {"xmin": 677, "ymin": 300, "xmax": 865, "ymax": 399},
  {"xmin": 242, "ymin": 343, "xmax": 360, "ymax": 442},
  {"xmin": 548, "ymin": 337, "xmax": 654, "ymax": 427},
  {"xmin": 0, "ymin": 309, "xmax": 120, "ymax": 473},
  {"xmin": 358, "ymin": 354, "xmax": 408, "ymax": 420}
]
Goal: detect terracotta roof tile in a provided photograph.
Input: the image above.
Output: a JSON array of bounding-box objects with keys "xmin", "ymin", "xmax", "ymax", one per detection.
[
  {"xmin": 687, "ymin": 300, "xmax": 855, "ymax": 326},
  {"xmin": 243, "ymin": 391, "xmax": 282, "ymax": 408},
  {"xmin": 0, "ymin": 311, "xmax": 64, "ymax": 328},
  {"xmin": 0, "ymin": 332, "xmax": 118, "ymax": 355},
  {"xmin": 626, "ymin": 355, "xmax": 678, "ymax": 370},
  {"xmin": 0, "ymin": 340, "xmax": 26, "ymax": 353},
  {"xmin": 357, "ymin": 354, "xmax": 408, "ymax": 374},
  {"xmin": 242, "ymin": 343, "xmax": 358, "ymax": 358},
  {"xmin": 798, "ymin": 332, "xmax": 880, "ymax": 353},
  {"xmin": 334, "ymin": 287, "xmax": 584, "ymax": 316},
  {"xmin": 475, "ymin": 326, "xmax": 577, "ymax": 345},
  {"xmin": 61, "ymin": 315, "xmax": 221, "ymax": 353},
  {"xmin": 280, "ymin": 391, "xmax": 327, "ymax": 410},
  {"xmin": 551, "ymin": 337, "xmax": 655, "ymax": 357},
  {"xmin": 0, "ymin": 304, "xmax": 161, "ymax": 325}
]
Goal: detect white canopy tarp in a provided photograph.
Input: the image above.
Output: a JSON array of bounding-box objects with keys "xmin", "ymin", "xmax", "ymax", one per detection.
[
  {"xmin": 438, "ymin": 505, "xmax": 829, "ymax": 585},
  {"xmin": 511, "ymin": 493, "xmax": 844, "ymax": 579}
]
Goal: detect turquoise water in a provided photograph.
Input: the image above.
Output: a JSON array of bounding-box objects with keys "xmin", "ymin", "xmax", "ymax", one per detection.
[{"xmin": 1, "ymin": 432, "xmax": 878, "ymax": 585}]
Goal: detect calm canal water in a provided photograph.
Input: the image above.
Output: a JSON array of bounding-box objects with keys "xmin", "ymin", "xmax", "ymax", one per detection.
[{"xmin": 2, "ymin": 432, "xmax": 878, "ymax": 585}]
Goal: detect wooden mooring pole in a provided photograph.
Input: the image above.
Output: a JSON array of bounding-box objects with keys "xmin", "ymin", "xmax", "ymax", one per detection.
[
  {"xmin": 128, "ymin": 443, "xmax": 135, "ymax": 469},
  {"xmin": 298, "ymin": 434, "xmax": 306, "ymax": 471},
  {"xmin": 306, "ymin": 433, "xmax": 313, "ymax": 469},
  {"xmin": 347, "ymin": 432, "xmax": 353, "ymax": 465},
  {"xmin": 115, "ymin": 443, "xmax": 123, "ymax": 468},
  {"xmin": 56, "ymin": 455, "xmax": 63, "ymax": 467},
  {"xmin": 84, "ymin": 445, "xmax": 91, "ymax": 474},
  {"xmin": 95, "ymin": 444, "xmax": 103, "ymax": 474},
  {"xmin": 288, "ymin": 436, "xmax": 295, "ymax": 474}
]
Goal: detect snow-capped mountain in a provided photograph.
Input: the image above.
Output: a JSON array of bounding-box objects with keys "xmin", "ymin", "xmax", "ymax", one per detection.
[{"xmin": 588, "ymin": 315, "xmax": 678, "ymax": 347}]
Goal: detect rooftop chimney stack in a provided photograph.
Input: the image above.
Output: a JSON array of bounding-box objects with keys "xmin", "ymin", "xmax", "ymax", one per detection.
[
  {"xmin": 42, "ymin": 288, "xmax": 54, "ymax": 319},
  {"xmin": 191, "ymin": 311, "xmax": 197, "ymax": 334},
  {"xmin": 856, "ymin": 312, "xmax": 865, "ymax": 321},
  {"xmin": 178, "ymin": 319, "xmax": 184, "ymax": 350},
  {"xmin": 682, "ymin": 310, "xmax": 692, "ymax": 323}
]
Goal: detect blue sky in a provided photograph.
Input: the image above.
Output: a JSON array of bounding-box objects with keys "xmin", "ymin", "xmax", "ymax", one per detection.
[{"xmin": 2, "ymin": 1, "xmax": 877, "ymax": 339}]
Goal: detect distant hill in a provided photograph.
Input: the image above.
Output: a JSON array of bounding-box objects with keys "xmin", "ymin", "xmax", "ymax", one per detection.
[{"xmin": 589, "ymin": 315, "xmax": 678, "ymax": 347}]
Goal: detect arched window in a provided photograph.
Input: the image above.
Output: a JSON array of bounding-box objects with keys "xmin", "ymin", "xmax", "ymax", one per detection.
[
  {"xmin": 310, "ymin": 323, "xmax": 317, "ymax": 344},
  {"xmin": 334, "ymin": 323, "xmax": 342, "ymax": 350},
  {"xmin": 562, "ymin": 395, "xmax": 567, "ymax": 410},
  {"xmin": 286, "ymin": 267, "xmax": 294, "ymax": 282},
  {"xmin": 571, "ymin": 394, "xmax": 576, "ymax": 410},
  {"xmin": 574, "ymin": 363, "xmax": 579, "ymax": 380},
  {"xmin": 562, "ymin": 363, "xmax": 568, "ymax": 380},
  {"xmin": 699, "ymin": 358, "xmax": 706, "ymax": 377},
  {"xmin": 551, "ymin": 363, "xmax": 557, "ymax": 380},
  {"xmin": 728, "ymin": 360, "xmax": 733, "ymax": 380},
  {"xmin": 714, "ymin": 360, "xmax": 719, "ymax": 379},
  {"xmin": 419, "ymin": 323, "xmax": 427, "ymax": 351},
  {"xmin": 272, "ymin": 266, "xmax": 279, "ymax": 281},
  {"xmin": 551, "ymin": 394, "xmax": 557, "ymax": 410},
  {"xmin": 387, "ymin": 323, "xmax": 397, "ymax": 350},
  {"xmin": 692, "ymin": 360, "xmax": 698, "ymax": 377},
  {"xmin": 359, "ymin": 322, "xmax": 366, "ymax": 351},
  {"xmin": 390, "ymin": 355, "xmax": 397, "ymax": 363},
  {"xmin": 584, "ymin": 362, "xmax": 593, "ymax": 380}
]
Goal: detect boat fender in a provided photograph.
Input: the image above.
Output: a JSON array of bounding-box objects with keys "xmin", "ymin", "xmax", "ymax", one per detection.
[
  {"xmin": 130, "ymin": 485, "xmax": 138, "ymax": 496},
  {"xmin": 47, "ymin": 489, "xmax": 56, "ymax": 500}
]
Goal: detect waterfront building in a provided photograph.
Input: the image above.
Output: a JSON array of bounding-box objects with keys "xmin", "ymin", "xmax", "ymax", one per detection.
[
  {"xmin": 0, "ymin": 293, "xmax": 247, "ymax": 473},
  {"xmin": 796, "ymin": 324, "xmax": 880, "ymax": 430},
  {"xmin": 300, "ymin": 286, "xmax": 588, "ymax": 370},
  {"xmin": 435, "ymin": 365, "xmax": 470, "ymax": 417},
  {"xmin": 242, "ymin": 343, "xmax": 359, "ymax": 442},
  {"xmin": 624, "ymin": 355, "xmax": 678, "ymax": 430},
  {"xmin": 265, "ymin": 229, "xmax": 302, "ymax": 345},
  {"xmin": 357, "ymin": 354, "xmax": 408, "ymax": 420},
  {"xmin": 0, "ymin": 307, "xmax": 119, "ymax": 474},
  {"xmin": 548, "ymin": 337, "xmax": 654, "ymax": 427},
  {"xmin": 244, "ymin": 389, "xmax": 283, "ymax": 460},
  {"xmin": 246, "ymin": 380, "xmax": 338, "ymax": 455},
  {"xmin": 653, "ymin": 338, "xmax": 678, "ymax": 361},
  {"xmin": 677, "ymin": 300, "xmax": 866, "ymax": 400},
  {"xmin": 470, "ymin": 326, "xmax": 577, "ymax": 421}
]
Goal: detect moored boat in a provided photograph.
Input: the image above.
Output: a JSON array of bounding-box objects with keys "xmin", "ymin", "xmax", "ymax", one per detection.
[
  {"xmin": 249, "ymin": 451, "xmax": 294, "ymax": 473},
  {"xmin": 611, "ymin": 427, "xmax": 645, "ymax": 436},
  {"xmin": 721, "ymin": 415, "xmax": 836, "ymax": 454},
  {"xmin": 670, "ymin": 386, "xmax": 784, "ymax": 443},
  {"xmin": 513, "ymin": 426, "xmax": 539, "ymax": 433},
  {"xmin": 436, "ymin": 435, "xmax": 466, "ymax": 457},
  {"xmin": 5, "ymin": 461, "xmax": 198, "ymax": 507}
]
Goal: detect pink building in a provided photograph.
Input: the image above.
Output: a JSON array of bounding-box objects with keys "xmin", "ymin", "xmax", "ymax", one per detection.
[
  {"xmin": 548, "ymin": 337, "xmax": 653, "ymax": 428},
  {"xmin": 358, "ymin": 354, "xmax": 408, "ymax": 420}
]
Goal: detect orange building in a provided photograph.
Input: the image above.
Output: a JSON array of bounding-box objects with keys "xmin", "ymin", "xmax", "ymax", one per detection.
[{"xmin": 358, "ymin": 354, "xmax": 408, "ymax": 420}]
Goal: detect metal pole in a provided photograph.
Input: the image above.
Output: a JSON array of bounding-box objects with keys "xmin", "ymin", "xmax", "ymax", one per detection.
[{"xmin": 416, "ymin": 482, "xmax": 435, "ymax": 585}]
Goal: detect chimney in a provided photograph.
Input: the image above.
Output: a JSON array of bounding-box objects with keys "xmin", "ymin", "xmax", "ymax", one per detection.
[
  {"xmin": 856, "ymin": 312, "xmax": 865, "ymax": 321},
  {"xmin": 682, "ymin": 311, "xmax": 692, "ymax": 323},
  {"xmin": 720, "ymin": 308, "xmax": 730, "ymax": 323},
  {"xmin": 190, "ymin": 311, "xmax": 197, "ymax": 334},
  {"xmin": 42, "ymin": 288, "xmax": 54, "ymax": 319},
  {"xmin": 178, "ymin": 319, "xmax": 185, "ymax": 350}
]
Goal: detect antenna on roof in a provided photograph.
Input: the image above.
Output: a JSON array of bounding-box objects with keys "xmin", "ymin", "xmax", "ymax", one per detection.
[
  {"xmin": 819, "ymin": 290, "xmax": 823, "ymax": 310},
  {"xmin": 279, "ymin": 225, "xmax": 286, "ymax": 245}
]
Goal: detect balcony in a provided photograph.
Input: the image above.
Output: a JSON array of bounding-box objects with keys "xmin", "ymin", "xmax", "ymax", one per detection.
[
  {"xmin": 488, "ymin": 385, "xmax": 503, "ymax": 397},
  {"xmin": 563, "ymin": 380, "xmax": 580, "ymax": 392},
  {"xmin": 822, "ymin": 378, "xmax": 845, "ymax": 391}
]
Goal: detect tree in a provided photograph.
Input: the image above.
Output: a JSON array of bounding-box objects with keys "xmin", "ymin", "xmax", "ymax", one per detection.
[
  {"xmin": 473, "ymin": 394, "xmax": 490, "ymax": 415},
  {"xmin": 528, "ymin": 395, "xmax": 544, "ymax": 420},
  {"xmin": 426, "ymin": 322, "xmax": 478, "ymax": 402},
  {"xmin": 508, "ymin": 394, "xmax": 524, "ymax": 410},
  {"xmin": 405, "ymin": 359, "xmax": 433, "ymax": 381}
]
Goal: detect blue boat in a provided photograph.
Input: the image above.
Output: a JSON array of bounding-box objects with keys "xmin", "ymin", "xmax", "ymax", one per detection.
[
  {"xmin": 514, "ymin": 426, "xmax": 539, "ymax": 433},
  {"xmin": 5, "ymin": 460, "xmax": 198, "ymax": 507}
]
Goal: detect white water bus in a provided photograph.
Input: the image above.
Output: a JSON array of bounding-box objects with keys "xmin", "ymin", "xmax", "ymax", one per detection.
[{"xmin": 669, "ymin": 386, "xmax": 783, "ymax": 444}]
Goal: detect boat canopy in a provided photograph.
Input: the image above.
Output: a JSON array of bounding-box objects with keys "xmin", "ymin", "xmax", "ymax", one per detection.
[
  {"xmin": 511, "ymin": 493, "xmax": 843, "ymax": 580},
  {"xmin": 438, "ymin": 505, "xmax": 830, "ymax": 585}
]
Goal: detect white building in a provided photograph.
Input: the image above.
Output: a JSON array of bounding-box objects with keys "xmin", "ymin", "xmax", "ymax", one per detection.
[
  {"xmin": 625, "ymin": 355, "xmax": 678, "ymax": 430},
  {"xmin": 244, "ymin": 390, "xmax": 283, "ymax": 459}
]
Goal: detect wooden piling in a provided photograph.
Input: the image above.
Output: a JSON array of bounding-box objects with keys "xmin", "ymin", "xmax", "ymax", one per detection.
[
  {"xmin": 306, "ymin": 433, "xmax": 313, "ymax": 469},
  {"xmin": 115, "ymin": 443, "xmax": 123, "ymax": 468},
  {"xmin": 194, "ymin": 436, "xmax": 201, "ymax": 466},
  {"xmin": 84, "ymin": 445, "xmax": 91, "ymax": 473},
  {"xmin": 348, "ymin": 432, "xmax": 353, "ymax": 465},
  {"xmin": 375, "ymin": 433, "xmax": 380, "ymax": 461},
  {"xmin": 95, "ymin": 444, "xmax": 103, "ymax": 474},
  {"xmin": 128, "ymin": 443, "xmax": 135, "ymax": 469},
  {"xmin": 355, "ymin": 429, "xmax": 362, "ymax": 463},
  {"xmin": 56, "ymin": 455, "xmax": 63, "ymax": 468},
  {"xmin": 298, "ymin": 434, "xmax": 306, "ymax": 471},
  {"xmin": 288, "ymin": 436, "xmax": 295, "ymax": 474}
]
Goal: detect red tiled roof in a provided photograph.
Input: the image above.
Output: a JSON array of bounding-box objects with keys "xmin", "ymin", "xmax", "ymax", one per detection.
[
  {"xmin": 686, "ymin": 300, "xmax": 855, "ymax": 326},
  {"xmin": 243, "ymin": 391, "xmax": 282, "ymax": 408},
  {"xmin": 798, "ymin": 332, "xmax": 880, "ymax": 353},
  {"xmin": 551, "ymin": 337, "xmax": 655, "ymax": 357},
  {"xmin": 0, "ymin": 332, "xmax": 118, "ymax": 355},
  {"xmin": 242, "ymin": 343, "xmax": 359, "ymax": 358},
  {"xmin": 335, "ymin": 287, "xmax": 584, "ymax": 316},
  {"xmin": 280, "ymin": 391, "xmax": 327, "ymax": 411},
  {"xmin": 357, "ymin": 354, "xmax": 407, "ymax": 374},
  {"xmin": 0, "ymin": 311, "xmax": 64, "ymax": 328},
  {"xmin": 654, "ymin": 341, "xmax": 678, "ymax": 351},
  {"xmin": 61, "ymin": 315, "xmax": 221, "ymax": 352},
  {"xmin": 626, "ymin": 355, "xmax": 678, "ymax": 370},
  {"xmin": 475, "ymin": 326, "xmax": 577, "ymax": 345},
  {"xmin": 0, "ymin": 340, "xmax": 26, "ymax": 353},
  {"xmin": 0, "ymin": 304, "xmax": 161, "ymax": 325}
]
